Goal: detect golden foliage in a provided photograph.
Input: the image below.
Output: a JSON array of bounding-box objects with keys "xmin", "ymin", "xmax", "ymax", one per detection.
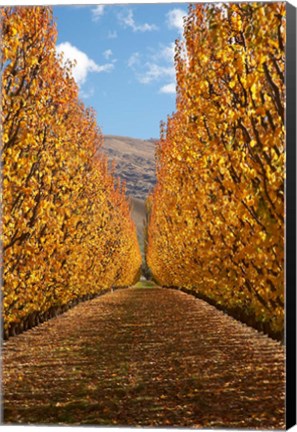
[
  {"xmin": 147, "ymin": 3, "xmax": 285, "ymax": 335},
  {"xmin": 2, "ymin": 7, "xmax": 142, "ymax": 330}
]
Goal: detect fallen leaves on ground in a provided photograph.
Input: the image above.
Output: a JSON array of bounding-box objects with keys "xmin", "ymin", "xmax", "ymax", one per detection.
[{"xmin": 2, "ymin": 287, "xmax": 285, "ymax": 428}]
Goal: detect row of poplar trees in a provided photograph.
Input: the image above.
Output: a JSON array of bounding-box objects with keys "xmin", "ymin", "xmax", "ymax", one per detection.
[
  {"xmin": 147, "ymin": 3, "xmax": 285, "ymax": 338},
  {"xmin": 2, "ymin": 7, "xmax": 142, "ymax": 336}
]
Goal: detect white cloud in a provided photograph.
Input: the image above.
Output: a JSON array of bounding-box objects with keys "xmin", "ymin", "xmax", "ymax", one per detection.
[
  {"xmin": 160, "ymin": 83, "xmax": 176, "ymax": 94},
  {"xmin": 127, "ymin": 42, "xmax": 177, "ymax": 94},
  {"xmin": 162, "ymin": 43, "xmax": 176, "ymax": 62},
  {"xmin": 127, "ymin": 52, "xmax": 140, "ymax": 68},
  {"xmin": 138, "ymin": 63, "xmax": 175, "ymax": 84},
  {"xmin": 150, "ymin": 42, "xmax": 176, "ymax": 64},
  {"xmin": 103, "ymin": 49, "xmax": 113, "ymax": 60},
  {"xmin": 107, "ymin": 30, "xmax": 118, "ymax": 39},
  {"xmin": 127, "ymin": 41, "xmax": 177, "ymax": 94},
  {"xmin": 92, "ymin": 5, "xmax": 105, "ymax": 22},
  {"xmin": 56, "ymin": 42, "xmax": 113, "ymax": 87},
  {"xmin": 166, "ymin": 8, "xmax": 186, "ymax": 35},
  {"xmin": 118, "ymin": 9, "xmax": 157, "ymax": 32}
]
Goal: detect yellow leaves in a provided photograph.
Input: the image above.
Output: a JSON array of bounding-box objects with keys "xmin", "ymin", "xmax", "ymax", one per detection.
[
  {"xmin": 200, "ymin": 54, "xmax": 209, "ymax": 65},
  {"xmin": 3, "ymin": 6, "xmax": 141, "ymax": 332},
  {"xmin": 147, "ymin": 2, "xmax": 284, "ymax": 336},
  {"xmin": 259, "ymin": 231, "xmax": 267, "ymax": 241},
  {"xmin": 29, "ymin": 56, "xmax": 39, "ymax": 68},
  {"xmin": 230, "ymin": 12, "xmax": 243, "ymax": 32},
  {"xmin": 250, "ymin": 82, "xmax": 258, "ymax": 100},
  {"xmin": 246, "ymin": 196, "xmax": 255, "ymax": 207},
  {"xmin": 10, "ymin": 27, "xmax": 18, "ymax": 37},
  {"xmin": 229, "ymin": 79, "xmax": 236, "ymax": 89}
]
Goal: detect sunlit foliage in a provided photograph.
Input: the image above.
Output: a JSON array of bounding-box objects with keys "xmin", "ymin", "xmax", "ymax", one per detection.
[
  {"xmin": 2, "ymin": 7, "xmax": 142, "ymax": 333},
  {"xmin": 147, "ymin": 3, "xmax": 285, "ymax": 336}
]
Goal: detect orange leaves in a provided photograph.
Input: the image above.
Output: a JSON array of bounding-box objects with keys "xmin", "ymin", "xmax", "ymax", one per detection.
[
  {"xmin": 2, "ymin": 6, "xmax": 141, "ymax": 333},
  {"xmin": 147, "ymin": 3, "xmax": 285, "ymax": 336}
]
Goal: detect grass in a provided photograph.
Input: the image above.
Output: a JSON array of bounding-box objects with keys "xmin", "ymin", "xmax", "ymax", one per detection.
[{"xmin": 133, "ymin": 280, "xmax": 156, "ymax": 289}]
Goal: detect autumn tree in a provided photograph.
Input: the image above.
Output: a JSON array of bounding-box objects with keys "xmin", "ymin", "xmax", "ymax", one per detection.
[
  {"xmin": 2, "ymin": 6, "xmax": 142, "ymax": 337},
  {"xmin": 147, "ymin": 3, "xmax": 285, "ymax": 338}
]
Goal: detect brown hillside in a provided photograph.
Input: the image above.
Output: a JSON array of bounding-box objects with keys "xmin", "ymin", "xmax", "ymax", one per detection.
[{"xmin": 102, "ymin": 135, "xmax": 156, "ymax": 200}]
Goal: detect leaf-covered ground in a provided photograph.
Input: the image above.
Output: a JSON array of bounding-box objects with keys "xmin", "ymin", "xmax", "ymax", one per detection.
[{"xmin": 2, "ymin": 287, "xmax": 285, "ymax": 428}]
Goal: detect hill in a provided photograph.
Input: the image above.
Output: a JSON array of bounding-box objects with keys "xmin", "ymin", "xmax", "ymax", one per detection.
[
  {"xmin": 101, "ymin": 135, "xmax": 156, "ymax": 254},
  {"xmin": 102, "ymin": 135, "xmax": 156, "ymax": 200}
]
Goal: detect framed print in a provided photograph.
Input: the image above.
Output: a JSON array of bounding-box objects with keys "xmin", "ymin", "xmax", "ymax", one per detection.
[{"xmin": 1, "ymin": 1, "xmax": 296, "ymax": 430}]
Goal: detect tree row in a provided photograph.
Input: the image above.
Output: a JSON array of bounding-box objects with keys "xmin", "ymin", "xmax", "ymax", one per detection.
[
  {"xmin": 2, "ymin": 7, "xmax": 142, "ymax": 337},
  {"xmin": 146, "ymin": 3, "xmax": 285, "ymax": 339}
]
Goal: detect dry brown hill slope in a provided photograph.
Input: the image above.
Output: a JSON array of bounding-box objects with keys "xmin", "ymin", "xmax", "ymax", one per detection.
[
  {"xmin": 102, "ymin": 135, "xmax": 156, "ymax": 200},
  {"xmin": 101, "ymin": 135, "xmax": 156, "ymax": 254}
]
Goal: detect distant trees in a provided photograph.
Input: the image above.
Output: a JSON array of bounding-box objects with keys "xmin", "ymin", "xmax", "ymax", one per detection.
[
  {"xmin": 147, "ymin": 3, "xmax": 285, "ymax": 337},
  {"xmin": 2, "ymin": 6, "xmax": 141, "ymax": 337},
  {"xmin": 142, "ymin": 197, "xmax": 153, "ymax": 281}
]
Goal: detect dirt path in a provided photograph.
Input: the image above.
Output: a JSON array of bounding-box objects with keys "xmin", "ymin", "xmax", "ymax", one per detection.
[{"xmin": 2, "ymin": 287, "xmax": 285, "ymax": 428}]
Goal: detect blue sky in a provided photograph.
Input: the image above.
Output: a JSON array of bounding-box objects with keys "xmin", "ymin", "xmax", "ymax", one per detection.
[{"xmin": 53, "ymin": 4, "xmax": 188, "ymax": 140}]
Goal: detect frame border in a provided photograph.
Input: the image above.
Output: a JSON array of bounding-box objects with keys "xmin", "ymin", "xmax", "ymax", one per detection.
[{"xmin": 286, "ymin": 2, "xmax": 296, "ymax": 429}]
